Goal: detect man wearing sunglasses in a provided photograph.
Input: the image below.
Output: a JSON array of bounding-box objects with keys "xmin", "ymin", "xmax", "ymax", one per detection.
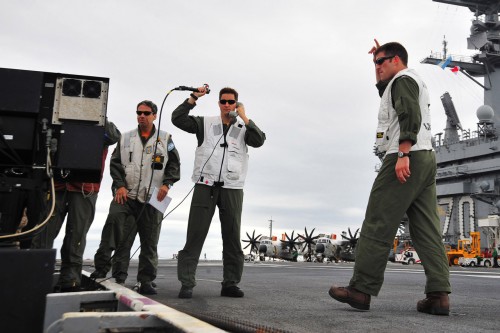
[
  {"xmin": 172, "ymin": 87, "xmax": 265, "ymax": 299},
  {"xmin": 329, "ymin": 41, "xmax": 451, "ymax": 315},
  {"xmin": 91, "ymin": 100, "xmax": 180, "ymax": 295}
]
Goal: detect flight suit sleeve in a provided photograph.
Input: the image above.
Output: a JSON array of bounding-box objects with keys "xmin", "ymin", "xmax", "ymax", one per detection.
[
  {"xmin": 163, "ymin": 135, "xmax": 180, "ymax": 187},
  {"xmin": 109, "ymin": 144, "xmax": 127, "ymax": 191},
  {"xmin": 391, "ymin": 76, "xmax": 421, "ymax": 145},
  {"xmin": 104, "ymin": 120, "xmax": 121, "ymax": 147},
  {"xmin": 244, "ymin": 119, "xmax": 266, "ymax": 148},
  {"xmin": 376, "ymin": 80, "xmax": 389, "ymax": 97},
  {"xmin": 172, "ymin": 99, "xmax": 205, "ymax": 146}
]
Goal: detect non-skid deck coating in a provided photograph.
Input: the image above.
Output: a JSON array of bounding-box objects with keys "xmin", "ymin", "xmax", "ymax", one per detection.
[{"xmin": 83, "ymin": 259, "xmax": 500, "ymax": 332}]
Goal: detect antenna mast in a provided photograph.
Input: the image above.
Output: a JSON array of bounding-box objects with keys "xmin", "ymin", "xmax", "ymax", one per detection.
[
  {"xmin": 442, "ymin": 35, "xmax": 448, "ymax": 60},
  {"xmin": 268, "ymin": 217, "xmax": 274, "ymax": 237}
]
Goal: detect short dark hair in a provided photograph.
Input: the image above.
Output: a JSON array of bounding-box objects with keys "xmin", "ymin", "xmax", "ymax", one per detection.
[
  {"xmin": 137, "ymin": 100, "xmax": 158, "ymax": 114},
  {"xmin": 375, "ymin": 42, "xmax": 408, "ymax": 66},
  {"xmin": 219, "ymin": 87, "xmax": 238, "ymax": 101}
]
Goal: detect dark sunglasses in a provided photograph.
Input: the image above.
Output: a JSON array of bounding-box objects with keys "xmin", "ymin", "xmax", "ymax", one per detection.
[
  {"xmin": 374, "ymin": 55, "xmax": 395, "ymax": 65},
  {"xmin": 219, "ymin": 99, "xmax": 236, "ymax": 105},
  {"xmin": 136, "ymin": 111, "xmax": 153, "ymax": 116}
]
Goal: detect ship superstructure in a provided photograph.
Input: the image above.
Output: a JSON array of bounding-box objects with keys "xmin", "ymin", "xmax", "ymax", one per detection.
[{"xmin": 422, "ymin": 0, "xmax": 500, "ymax": 249}]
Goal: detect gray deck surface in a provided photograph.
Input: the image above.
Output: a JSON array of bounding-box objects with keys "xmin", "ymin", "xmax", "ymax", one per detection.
[{"xmin": 83, "ymin": 259, "xmax": 500, "ymax": 332}]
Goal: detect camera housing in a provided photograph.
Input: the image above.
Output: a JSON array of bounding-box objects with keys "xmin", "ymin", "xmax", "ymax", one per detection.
[{"xmin": 0, "ymin": 67, "xmax": 110, "ymax": 237}]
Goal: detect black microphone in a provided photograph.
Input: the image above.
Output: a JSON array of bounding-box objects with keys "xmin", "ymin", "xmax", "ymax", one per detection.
[
  {"xmin": 174, "ymin": 84, "xmax": 210, "ymax": 94},
  {"xmin": 175, "ymin": 86, "xmax": 198, "ymax": 92}
]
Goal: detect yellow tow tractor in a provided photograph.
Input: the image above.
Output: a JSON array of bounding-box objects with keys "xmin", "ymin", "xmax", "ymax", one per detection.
[{"xmin": 446, "ymin": 231, "xmax": 481, "ymax": 266}]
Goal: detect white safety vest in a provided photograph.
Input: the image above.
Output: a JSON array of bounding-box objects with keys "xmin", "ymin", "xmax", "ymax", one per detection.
[
  {"xmin": 375, "ymin": 68, "xmax": 433, "ymax": 156},
  {"xmin": 192, "ymin": 116, "xmax": 249, "ymax": 189},
  {"xmin": 120, "ymin": 129, "xmax": 170, "ymax": 202}
]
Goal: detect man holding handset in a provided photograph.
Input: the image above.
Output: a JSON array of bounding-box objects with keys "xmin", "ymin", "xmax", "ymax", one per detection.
[{"xmin": 172, "ymin": 86, "xmax": 266, "ymax": 299}]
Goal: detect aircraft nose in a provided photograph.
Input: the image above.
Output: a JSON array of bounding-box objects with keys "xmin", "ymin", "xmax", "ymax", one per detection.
[
  {"xmin": 259, "ymin": 244, "xmax": 267, "ymax": 253},
  {"xmin": 315, "ymin": 243, "xmax": 325, "ymax": 253}
]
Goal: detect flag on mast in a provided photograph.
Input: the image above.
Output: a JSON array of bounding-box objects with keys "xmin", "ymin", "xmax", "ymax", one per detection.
[{"xmin": 438, "ymin": 56, "xmax": 452, "ymax": 69}]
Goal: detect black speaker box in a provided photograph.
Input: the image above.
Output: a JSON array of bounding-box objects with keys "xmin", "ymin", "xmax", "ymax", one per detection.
[
  {"xmin": 0, "ymin": 68, "xmax": 43, "ymax": 114},
  {"xmin": 0, "ymin": 249, "xmax": 56, "ymax": 333},
  {"xmin": 55, "ymin": 122, "xmax": 105, "ymax": 182}
]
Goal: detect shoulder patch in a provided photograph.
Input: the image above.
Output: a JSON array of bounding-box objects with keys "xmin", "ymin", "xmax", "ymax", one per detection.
[{"xmin": 167, "ymin": 142, "xmax": 175, "ymax": 152}]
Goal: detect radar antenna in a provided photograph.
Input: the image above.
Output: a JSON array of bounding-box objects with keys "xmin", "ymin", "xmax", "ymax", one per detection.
[{"xmin": 441, "ymin": 92, "xmax": 463, "ymax": 143}]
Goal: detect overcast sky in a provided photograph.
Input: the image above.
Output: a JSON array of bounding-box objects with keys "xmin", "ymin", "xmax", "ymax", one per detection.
[{"xmin": 1, "ymin": 0, "xmax": 485, "ymax": 260}]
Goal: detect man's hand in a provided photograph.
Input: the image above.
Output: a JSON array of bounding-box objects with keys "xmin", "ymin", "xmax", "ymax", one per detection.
[
  {"xmin": 369, "ymin": 39, "xmax": 381, "ymax": 82},
  {"xmin": 395, "ymin": 158, "xmax": 411, "ymax": 184},
  {"xmin": 188, "ymin": 86, "xmax": 208, "ymax": 104},
  {"xmin": 194, "ymin": 86, "xmax": 208, "ymax": 98},
  {"xmin": 368, "ymin": 38, "xmax": 380, "ymax": 55},
  {"xmin": 156, "ymin": 184, "xmax": 169, "ymax": 202},
  {"xmin": 396, "ymin": 140, "xmax": 412, "ymax": 184},
  {"xmin": 235, "ymin": 102, "xmax": 250, "ymax": 125},
  {"xmin": 114, "ymin": 187, "xmax": 128, "ymax": 204}
]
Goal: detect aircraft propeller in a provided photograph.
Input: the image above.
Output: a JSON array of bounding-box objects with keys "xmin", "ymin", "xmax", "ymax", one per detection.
[
  {"xmin": 341, "ymin": 227, "xmax": 359, "ymax": 250},
  {"xmin": 298, "ymin": 227, "xmax": 320, "ymax": 261},
  {"xmin": 340, "ymin": 227, "xmax": 359, "ymax": 261},
  {"xmin": 242, "ymin": 230, "xmax": 262, "ymax": 254},
  {"xmin": 280, "ymin": 231, "xmax": 303, "ymax": 253}
]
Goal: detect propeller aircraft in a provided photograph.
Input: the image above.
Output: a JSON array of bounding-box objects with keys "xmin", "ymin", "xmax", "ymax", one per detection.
[
  {"xmin": 256, "ymin": 231, "xmax": 303, "ymax": 262},
  {"xmin": 242, "ymin": 227, "xmax": 360, "ymax": 263},
  {"xmin": 314, "ymin": 228, "xmax": 360, "ymax": 263}
]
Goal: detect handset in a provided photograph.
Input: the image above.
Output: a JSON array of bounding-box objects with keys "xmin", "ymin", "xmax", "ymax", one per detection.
[{"xmin": 229, "ymin": 102, "xmax": 242, "ymax": 118}]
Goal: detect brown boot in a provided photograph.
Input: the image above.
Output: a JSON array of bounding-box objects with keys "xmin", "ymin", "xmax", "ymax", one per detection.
[
  {"xmin": 328, "ymin": 285, "xmax": 371, "ymax": 310},
  {"xmin": 417, "ymin": 292, "xmax": 450, "ymax": 316}
]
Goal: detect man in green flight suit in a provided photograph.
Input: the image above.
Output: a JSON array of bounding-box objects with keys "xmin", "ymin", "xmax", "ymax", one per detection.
[
  {"xmin": 91, "ymin": 100, "xmax": 180, "ymax": 295},
  {"xmin": 32, "ymin": 120, "xmax": 120, "ymax": 292},
  {"xmin": 172, "ymin": 86, "xmax": 265, "ymax": 299},
  {"xmin": 329, "ymin": 41, "xmax": 451, "ymax": 315}
]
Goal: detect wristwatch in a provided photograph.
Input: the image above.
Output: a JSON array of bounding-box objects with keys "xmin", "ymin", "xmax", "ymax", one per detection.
[{"xmin": 398, "ymin": 151, "xmax": 411, "ymax": 158}]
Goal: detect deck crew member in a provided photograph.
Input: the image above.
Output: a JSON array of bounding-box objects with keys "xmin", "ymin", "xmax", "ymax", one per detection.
[
  {"xmin": 329, "ymin": 41, "xmax": 451, "ymax": 315},
  {"xmin": 91, "ymin": 100, "xmax": 180, "ymax": 295},
  {"xmin": 172, "ymin": 86, "xmax": 265, "ymax": 299},
  {"xmin": 32, "ymin": 120, "xmax": 120, "ymax": 292}
]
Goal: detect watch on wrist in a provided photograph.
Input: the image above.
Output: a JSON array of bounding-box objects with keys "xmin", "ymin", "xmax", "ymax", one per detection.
[{"xmin": 398, "ymin": 151, "xmax": 411, "ymax": 158}]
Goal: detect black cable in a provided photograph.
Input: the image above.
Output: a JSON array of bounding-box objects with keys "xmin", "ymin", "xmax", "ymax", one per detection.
[{"xmin": 161, "ymin": 130, "xmax": 224, "ymax": 220}]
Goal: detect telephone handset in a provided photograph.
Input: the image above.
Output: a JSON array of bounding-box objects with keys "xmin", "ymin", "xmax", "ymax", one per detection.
[{"xmin": 229, "ymin": 102, "xmax": 243, "ymax": 118}]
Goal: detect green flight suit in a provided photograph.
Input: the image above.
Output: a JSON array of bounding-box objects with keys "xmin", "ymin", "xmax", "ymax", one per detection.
[
  {"xmin": 32, "ymin": 120, "xmax": 120, "ymax": 289},
  {"xmin": 178, "ymin": 184, "xmax": 244, "ymax": 288},
  {"xmin": 172, "ymin": 99, "xmax": 266, "ymax": 289},
  {"xmin": 32, "ymin": 190, "xmax": 97, "ymax": 288},
  {"xmin": 348, "ymin": 76, "xmax": 451, "ymax": 296},
  {"xmin": 350, "ymin": 151, "xmax": 451, "ymax": 295},
  {"xmin": 93, "ymin": 125, "xmax": 180, "ymax": 283}
]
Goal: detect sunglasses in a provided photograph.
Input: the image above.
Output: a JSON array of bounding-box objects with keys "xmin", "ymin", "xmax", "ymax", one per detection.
[
  {"xmin": 219, "ymin": 99, "xmax": 236, "ymax": 105},
  {"xmin": 374, "ymin": 55, "xmax": 395, "ymax": 65},
  {"xmin": 136, "ymin": 111, "xmax": 153, "ymax": 116}
]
